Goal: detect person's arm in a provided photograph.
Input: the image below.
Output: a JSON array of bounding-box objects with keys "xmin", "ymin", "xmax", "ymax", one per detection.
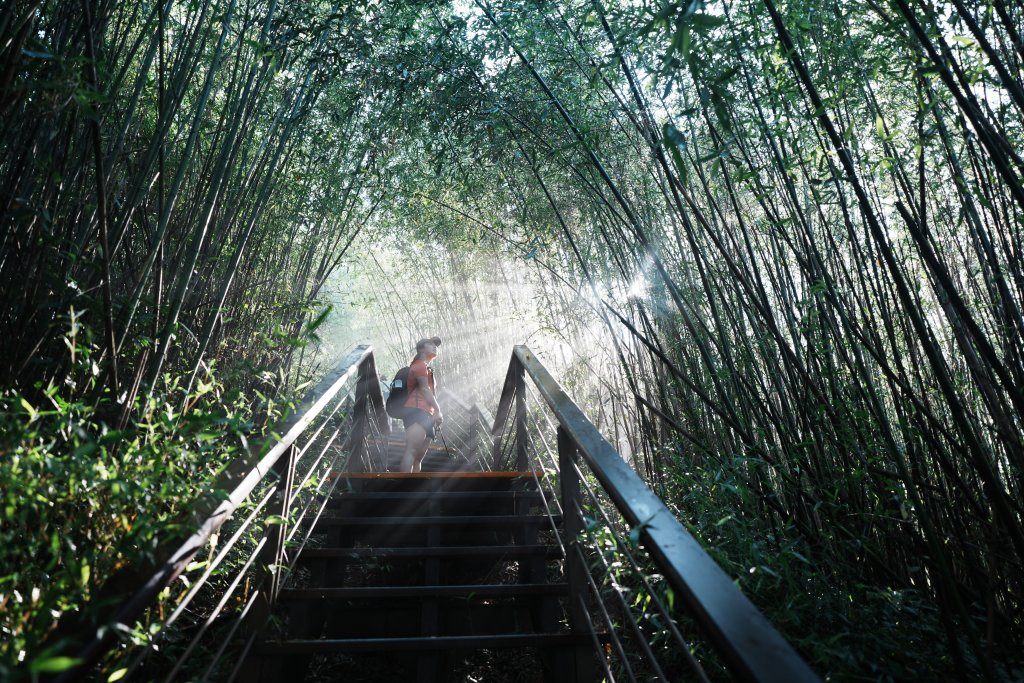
[{"xmin": 415, "ymin": 375, "xmax": 443, "ymax": 422}]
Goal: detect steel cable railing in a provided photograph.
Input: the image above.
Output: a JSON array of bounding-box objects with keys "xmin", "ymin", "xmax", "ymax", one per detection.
[
  {"xmin": 497, "ymin": 423, "xmax": 518, "ymax": 472},
  {"xmin": 356, "ymin": 394, "xmax": 389, "ymax": 472},
  {"xmin": 513, "ymin": 382, "xmax": 703, "ymax": 681},
  {"xmin": 53, "ymin": 343, "xmax": 819, "ymax": 681},
  {"xmin": 492, "ymin": 379, "xmax": 687, "ymax": 679},
  {"xmin": 113, "ymin": 484, "xmax": 278, "ymax": 680},
  {"xmin": 472, "ymin": 402, "xmax": 496, "ymax": 470},
  {"xmin": 489, "ymin": 345, "xmax": 820, "ymax": 683},
  {"xmin": 568, "ymin": 466, "xmax": 712, "ymax": 682},
  {"xmin": 49, "ymin": 344, "xmax": 390, "ymax": 682},
  {"xmin": 518, "ymin": 390, "xmax": 567, "ymax": 553},
  {"xmin": 148, "ymin": 377, "xmax": 361, "ymax": 680}
]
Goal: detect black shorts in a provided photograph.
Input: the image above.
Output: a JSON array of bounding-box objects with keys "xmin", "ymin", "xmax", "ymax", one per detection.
[{"xmin": 402, "ymin": 408, "xmax": 435, "ymax": 439}]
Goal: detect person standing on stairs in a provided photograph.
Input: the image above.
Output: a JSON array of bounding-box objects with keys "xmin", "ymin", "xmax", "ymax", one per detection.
[{"xmin": 400, "ymin": 335, "xmax": 444, "ymax": 472}]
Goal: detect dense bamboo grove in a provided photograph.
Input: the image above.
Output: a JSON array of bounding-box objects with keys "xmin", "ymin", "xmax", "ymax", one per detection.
[
  {"xmin": 2, "ymin": 0, "xmax": 1023, "ymax": 678},
  {"xmin": 0, "ymin": 1, "xmax": 398, "ymax": 400},
  {"xmin": 0, "ymin": 0, "xmax": 423, "ymax": 674},
  {"xmin": 350, "ymin": 0, "xmax": 1024, "ymax": 677}
]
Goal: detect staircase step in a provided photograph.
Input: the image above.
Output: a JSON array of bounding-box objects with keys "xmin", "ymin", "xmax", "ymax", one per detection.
[
  {"xmin": 329, "ymin": 490, "xmax": 548, "ymax": 503},
  {"xmin": 329, "ymin": 472, "xmax": 546, "ymax": 496},
  {"xmin": 383, "ymin": 445, "xmax": 450, "ymax": 455},
  {"xmin": 327, "ymin": 497, "xmax": 542, "ymax": 519},
  {"xmin": 373, "ymin": 464, "xmax": 455, "ymax": 473},
  {"xmin": 278, "ymin": 583, "xmax": 568, "ymax": 601},
  {"xmin": 327, "ymin": 491, "xmax": 550, "ymax": 517},
  {"xmin": 259, "ymin": 632, "xmax": 594, "ymax": 654},
  {"xmin": 313, "ymin": 514, "xmax": 559, "ymax": 527},
  {"xmin": 385, "ymin": 453, "xmax": 454, "ymax": 467},
  {"xmin": 298, "ymin": 544, "xmax": 563, "ymax": 559},
  {"xmin": 332, "ymin": 471, "xmax": 546, "ymax": 479},
  {"xmin": 383, "ymin": 437, "xmax": 447, "ymax": 450},
  {"xmin": 312, "ymin": 602, "xmax": 561, "ymax": 638}
]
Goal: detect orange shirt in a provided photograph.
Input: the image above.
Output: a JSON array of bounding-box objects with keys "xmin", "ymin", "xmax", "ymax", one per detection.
[{"xmin": 403, "ymin": 358, "xmax": 436, "ymax": 414}]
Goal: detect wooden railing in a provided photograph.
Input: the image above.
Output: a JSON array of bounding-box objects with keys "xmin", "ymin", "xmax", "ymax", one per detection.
[
  {"xmin": 47, "ymin": 344, "xmax": 388, "ymax": 682},
  {"xmin": 491, "ymin": 345, "xmax": 820, "ymax": 682}
]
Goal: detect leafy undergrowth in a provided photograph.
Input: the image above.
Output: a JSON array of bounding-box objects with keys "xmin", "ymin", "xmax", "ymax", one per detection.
[
  {"xmin": 661, "ymin": 461, "xmax": 1024, "ymax": 682},
  {"xmin": 0, "ymin": 371, "xmax": 287, "ymax": 679}
]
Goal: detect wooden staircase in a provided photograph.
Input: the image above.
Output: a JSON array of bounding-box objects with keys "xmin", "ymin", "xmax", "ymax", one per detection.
[
  {"xmin": 48, "ymin": 345, "xmax": 818, "ymax": 683},
  {"xmin": 244, "ymin": 431, "xmax": 595, "ymax": 682}
]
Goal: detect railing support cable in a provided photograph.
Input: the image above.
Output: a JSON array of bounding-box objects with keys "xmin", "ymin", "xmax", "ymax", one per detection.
[
  {"xmin": 558, "ymin": 425, "xmax": 600, "ymax": 681},
  {"xmin": 572, "ymin": 544, "xmax": 640, "ymax": 683},
  {"xmin": 491, "ymin": 353, "xmax": 521, "ymax": 468},
  {"xmin": 502, "ymin": 345, "xmax": 819, "ymax": 683},
  {"xmin": 569, "ymin": 457, "xmax": 707, "ymax": 679},
  {"xmin": 577, "ymin": 592, "xmax": 620, "ymax": 683},
  {"xmin": 48, "ymin": 344, "xmax": 380, "ymax": 681},
  {"xmin": 515, "ymin": 360, "xmax": 528, "ymax": 470},
  {"xmin": 268, "ymin": 443, "xmax": 298, "ymax": 600},
  {"xmin": 160, "ymin": 535, "xmax": 268, "ymax": 683},
  {"xmin": 117, "ymin": 483, "xmax": 278, "ymax": 679},
  {"xmin": 570, "ymin": 495, "xmax": 708, "ymax": 683}
]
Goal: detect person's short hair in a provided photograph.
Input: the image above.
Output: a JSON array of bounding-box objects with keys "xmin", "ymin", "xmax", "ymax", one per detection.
[{"xmin": 416, "ymin": 335, "xmax": 442, "ymax": 351}]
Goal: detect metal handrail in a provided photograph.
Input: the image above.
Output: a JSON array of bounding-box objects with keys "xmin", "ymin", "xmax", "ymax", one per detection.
[
  {"xmin": 492, "ymin": 345, "xmax": 819, "ymax": 683},
  {"xmin": 48, "ymin": 344, "xmax": 387, "ymax": 681}
]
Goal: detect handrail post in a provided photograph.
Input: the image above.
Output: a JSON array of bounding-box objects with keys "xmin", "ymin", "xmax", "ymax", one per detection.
[
  {"xmin": 514, "ymin": 359, "xmax": 528, "ymax": 471},
  {"xmin": 491, "ymin": 353, "xmax": 522, "ymax": 469},
  {"xmin": 234, "ymin": 442, "xmax": 298, "ymax": 680},
  {"xmin": 347, "ymin": 357, "xmax": 374, "ymax": 472},
  {"xmin": 267, "ymin": 443, "xmax": 298, "ymax": 600},
  {"xmin": 239, "ymin": 441, "xmax": 298, "ymax": 637},
  {"xmin": 558, "ymin": 425, "xmax": 596, "ymax": 679},
  {"xmin": 363, "ymin": 350, "xmax": 389, "ymax": 437},
  {"xmin": 514, "ymin": 345, "xmax": 820, "ymax": 682}
]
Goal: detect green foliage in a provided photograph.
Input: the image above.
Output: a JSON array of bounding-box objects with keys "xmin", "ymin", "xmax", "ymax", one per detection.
[
  {"xmin": 356, "ymin": 0, "xmax": 1024, "ymax": 676},
  {"xmin": 3, "ymin": 0, "xmax": 1024, "ymax": 678},
  {"xmin": 0, "ymin": 324, "xmax": 278, "ymax": 677},
  {"xmin": 661, "ymin": 460, "xmax": 962, "ymax": 679}
]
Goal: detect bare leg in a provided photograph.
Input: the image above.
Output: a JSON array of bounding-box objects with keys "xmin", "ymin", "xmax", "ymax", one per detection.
[
  {"xmin": 402, "ymin": 422, "xmax": 427, "ymax": 472},
  {"xmin": 411, "ymin": 433, "xmax": 431, "ymax": 473}
]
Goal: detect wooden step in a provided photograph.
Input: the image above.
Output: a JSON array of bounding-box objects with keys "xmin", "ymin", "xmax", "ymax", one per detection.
[
  {"xmin": 383, "ymin": 437, "xmax": 447, "ymax": 448},
  {"xmin": 312, "ymin": 514, "xmax": 560, "ymax": 527},
  {"xmin": 278, "ymin": 583, "xmax": 568, "ymax": 601},
  {"xmin": 331, "ymin": 472, "xmax": 546, "ymax": 496},
  {"xmin": 332, "ymin": 471, "xmax": 546, "ymax": 479},
  {"xmin": 328, "ymin": 497, "xmax": 543, "ymax": 520},
  {"xmin": 297, "ymin": 544, "xmax": 563, "ymax": 559},
  {"xmin": 258, "ymin": 632, "xmax": 594, "ymax": 654},
  {"xmin": 332, "ymin": 490, "xmax": 548, "ymax": 501},
  {"xmin": 313, "ymin": 601, "xmax": 557, "ymax": 639},
  {"xmin": 327, "ymin": 490, "xmax": 551, "ymax": 517}
]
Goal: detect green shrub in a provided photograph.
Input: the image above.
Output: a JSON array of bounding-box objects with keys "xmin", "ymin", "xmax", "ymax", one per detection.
[{"xmin": 0, "ymin": 371, "xmax": 277, "ymax": 678}]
